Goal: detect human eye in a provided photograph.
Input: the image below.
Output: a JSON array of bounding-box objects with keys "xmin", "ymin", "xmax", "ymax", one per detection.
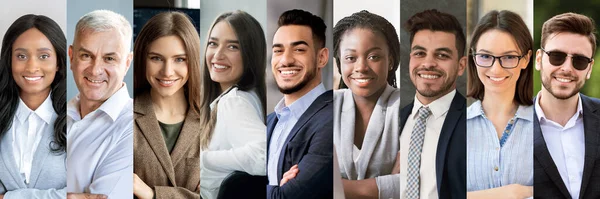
[
  {"xmin": 175, "ymin": 57, "xmax": 186, "ymax": 63},
  {"xmin": 150, "ymin": 56, "xmax": 162, "ymax": 61},
  {"xmin": 16, "ymin": 54, "xmax": 27, "ymax": 60},
  {"xmin": 228, "ymin": 44, "xmax": 239, "ymax": 50},
  {"xmin": 344, "ymin": 56, "xmax": 356, "ymax": 62},
  {"xmin": 412, "ymin": 51, "xmax": 425, "ymax": 57},
  {"xmin": 207, "ymin": 41, "xmax": 217, "ymax": 47},
  {"xmin": 40, "ymin": 54, "xmax": 50, "ymax": 60},
  {"xmin": 436, "ymin": 53, "xmax": 451, "ymax": 60}
]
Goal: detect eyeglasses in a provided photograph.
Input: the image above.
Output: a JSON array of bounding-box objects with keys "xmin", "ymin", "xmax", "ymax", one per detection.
[
  {"xmin": 472, "ymin": 51, "xmax": 525, "ymax": 69},
  {"xmin": 540, "ymin": 48, "xmax": 593, "ymax": 71}
]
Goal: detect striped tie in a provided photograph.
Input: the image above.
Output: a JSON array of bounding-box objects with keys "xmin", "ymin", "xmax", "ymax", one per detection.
[{"xmin": 406, "ymin": 106, "xmax": 431, "ymax": 199}]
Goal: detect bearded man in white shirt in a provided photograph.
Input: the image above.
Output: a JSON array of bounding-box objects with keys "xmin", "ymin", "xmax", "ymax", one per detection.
[{"xmin": 65, "ymin": 10, "xmax": 134, "ymax": 199}]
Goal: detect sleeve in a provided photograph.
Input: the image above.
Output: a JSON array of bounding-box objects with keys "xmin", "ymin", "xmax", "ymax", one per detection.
[
  {"xmin": 4, "ymin": 188, "xmax": 66, "ymax": 199},
  {"xmin": 88, "ymin": 128, "xmax": 134, "ymax": 198},
  {"xmin": 267, "ymin": 116, "xmax": 334, "ymax": 199},
  {"xmin": 154, "ymin": 186, "xmax": 199, "ymax": 199},
  {"xmin": 375, "ymin": 174, "xmax": 400, "ymax": 199},
  {"xmin": 201, "ymin": 94, "xmax": 266, "ymax": 176}
]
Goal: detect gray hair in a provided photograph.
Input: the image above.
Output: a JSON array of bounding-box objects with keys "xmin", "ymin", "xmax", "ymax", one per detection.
[{"xmin": 74, "ymin": 10, "xmax": 132, "ymax": 51}]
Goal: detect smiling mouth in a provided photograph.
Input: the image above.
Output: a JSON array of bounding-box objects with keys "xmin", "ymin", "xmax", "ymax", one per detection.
[
  {"xmin": 418, "ymin": 74, "xmax": 440, "ymax": 79},
  {"xmin": 24, "ymin": 76, "xmax": 42, "ymax": 81},
  {"xmin": 555, "ymin": 77, "xmax": 573, "ymax": 83},
  {"xmin": 488, "ymin": 76, "xmax": 508, "ymax": 82},
  {"xmin": 85, "ymin": 77, "xmax": 105, "ymax": 84},
  {"xmin": 157, "ymin": 78, "xmax": 179, "ymax": 86},
  {"xmin": 212, "ymin": 64, "xmax": 229, "ymax": 70}
]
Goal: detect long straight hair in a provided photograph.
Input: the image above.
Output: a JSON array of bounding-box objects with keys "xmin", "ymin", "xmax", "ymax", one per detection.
[
  {"xmin": 199, "ymin": 11, "xmax": 267, "ymax": 149},
  {"xmin": 133, "ymin": 11, "xmax": 202, "ymax": 116},
  {"xmin": 0, "ymin": 14, "xmax": 67, "ymax": 153}
]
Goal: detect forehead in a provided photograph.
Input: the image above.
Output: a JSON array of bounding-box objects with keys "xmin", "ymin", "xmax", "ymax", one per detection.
[
  {"xmin": 475, "ymin": 29, "xmax": 520, "ymax": 53},
  {"xmin": 340, "ymin": 28, "xmax": 387, "ymax": 50},
  {"xmin": 273, "ymin": 25, "xmax": 314, "ymax": 46},
  {"xmin": 13, "ymin": 28, "xmax": 53, "ymax": 49},
  {"xmin": 209, "ymin": 21, "xmax": 237, "ymax": 40},
  {"xmin": 75, "ymin": 29, "xmax": 126, "ymax": 52},
  {"xmin": 411, "ymin": 29, "xmax": 457, "ymax": 52},
  {"xmin": 545, "ymin": 32, "xmax": 594, "ymax": 57}
]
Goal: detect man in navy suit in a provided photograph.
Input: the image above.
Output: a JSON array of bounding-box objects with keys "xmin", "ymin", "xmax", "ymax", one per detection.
[
  {"xmin": 533, "ymin": 12, "xmax": 600, "ymax": 199},
  {"xmin": 265, "ymin": 9, "xmax": 333, "ymax": 199},
  {"xmin": 399, "ymin": 9, "xmax": 467, "ymax": 199}
]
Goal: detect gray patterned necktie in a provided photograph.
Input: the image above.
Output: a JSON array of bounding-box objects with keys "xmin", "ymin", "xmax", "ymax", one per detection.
[{"xmin": 406, "ymin": 106, "xmax": 432, "ymax": 199}]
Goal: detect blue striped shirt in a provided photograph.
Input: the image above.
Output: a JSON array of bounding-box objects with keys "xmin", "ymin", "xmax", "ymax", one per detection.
[{"xmin": 466, "ymin": 100, "xmax": 533, "ymax": 191}]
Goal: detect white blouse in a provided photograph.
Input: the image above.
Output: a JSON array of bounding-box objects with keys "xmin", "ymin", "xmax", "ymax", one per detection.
[
  {"xmin": 10, "ymin": 94, "xmax": 56, "ymax": 184},
  {"xmin": 200, "ymin": 87, "xmax": 266, "ymax": 199}
]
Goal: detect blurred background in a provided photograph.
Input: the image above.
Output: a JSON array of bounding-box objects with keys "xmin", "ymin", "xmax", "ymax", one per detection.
[
  {"xmin": 400, "ymin": 0, "xmax": 466, "ymax": 108},
  {"xmin": 533, "ymin": 0, "xmax": 600, "ymax": 98},
  {"xmin": 0, "ymin": 0, "xmax": 66, "ymax": 50},
  {"xmin": 466, "ymin": 0, "xmax": 534, "ymax": 105},
  {"xmin": 266, "ymin": 0, "xmax": 333, "ymax": 113},
  {"xmin": 332, "ymin": 0, "xmax": 401, "ymax": 90}
]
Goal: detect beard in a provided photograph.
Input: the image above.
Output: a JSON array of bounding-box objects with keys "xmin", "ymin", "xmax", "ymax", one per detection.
[
  {"xmin": 413, "ymin": 66, "xmax": 456, "ymax": 98},
  {"xmin": 277, "ymin": 63, "xmax": 317, "ymax": 95},
  {"xmin": 540, "ymin": 62, "xmax": 584, "ymax": 100}
]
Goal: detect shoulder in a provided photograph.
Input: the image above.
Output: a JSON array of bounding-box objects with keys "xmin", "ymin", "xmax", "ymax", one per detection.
[
  {"xmin": 218, "ymin": 88, "xmax": 262, "ymax": 112},
  {"xmin": 581, "ymin": 93, "xmax": 600, "ymax": 106}
]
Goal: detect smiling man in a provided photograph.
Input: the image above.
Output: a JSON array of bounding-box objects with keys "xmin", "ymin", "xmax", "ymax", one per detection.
[
  {"xmin": 66, "ymin": 10, "xmax": 133, "ymax": 199},
  {"xmin": 533, "ymin": 12, "xmax": 600, "ymax": 199},
  {"xmin": 266, "ymin": 9, "xmax": 333, "ymax": 199},
  {"xmin": 399, "ymin": 9, "xmax": 467, "ymax": 199}
]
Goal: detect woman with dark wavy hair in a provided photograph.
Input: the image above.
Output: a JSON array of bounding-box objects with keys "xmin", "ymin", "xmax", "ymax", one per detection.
[{"xmin": 0, "ymin": 14, "xmax": 67, "ymax": 198}]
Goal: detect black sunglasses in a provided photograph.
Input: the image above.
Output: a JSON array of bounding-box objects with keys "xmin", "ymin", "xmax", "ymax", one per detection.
[{"xmin": 540, "ymin": 48, "xmax": 593, "ymax": 70}]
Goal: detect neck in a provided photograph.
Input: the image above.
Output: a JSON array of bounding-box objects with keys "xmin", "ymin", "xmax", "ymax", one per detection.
[
  {"xmin": 20, "ymin": 90, "xmax": 50, "ymax": 111},
  {"xmin": 283, "ymin": 80, "xmax": 321, "ymax": 106},
  {"xmin": 151, "ymin": 88, "xmax": 188, "ymax": 117},
  {"xmin": 538, "ymin": 88, "xmax": 579, "ymax": 126},
  {"xmin": 416, "ymin": 87, "xmax": 454, "ymax": 105},
  {"xmin": 481, "ymin": 90, "xmax": 518, "ymax": 118},
  {"xmin": 220, "ymin": 82, "xmax": 233, "ymax": 95}
]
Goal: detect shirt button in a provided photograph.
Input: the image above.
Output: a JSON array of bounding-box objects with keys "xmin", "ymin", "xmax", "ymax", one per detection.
[{"xmin": 494, "ymin": 166, "xmax": 499, "ymax": 171}]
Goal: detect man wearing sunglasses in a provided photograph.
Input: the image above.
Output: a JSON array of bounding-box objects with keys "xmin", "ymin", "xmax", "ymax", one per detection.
[{"xmin": 534, "ymin": 12, "xmax": 600, "ymax": 199}]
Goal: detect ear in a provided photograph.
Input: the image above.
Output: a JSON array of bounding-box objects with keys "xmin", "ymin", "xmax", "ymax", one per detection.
[
  {"xmin": 522, "ymin": 50, "xmax": 532, "ymax": 70},
  {"xmin": 317, "ymin": 47, "xmax": 329, "ymax": 69},
  {"xmin": 125, "ymin": 51, "xmax": 133, "ymax": 73},
  {"xmin": 389, "ymin": 56, "xmax": 395, "ymax": 71},
  {"xmin": 457, "ymin": 55, "xmax": 467, "ymax": 76},
  {"xmin": 68, "ymin": 45, "xmax": 74, "ymax": 69},
  {"xmin": 587, "ymin": 60, "xmax": 594, "ymax": 79},
  {"xmin": 535, "ymin": 49, "xmax": 542, "ymax": 71}
]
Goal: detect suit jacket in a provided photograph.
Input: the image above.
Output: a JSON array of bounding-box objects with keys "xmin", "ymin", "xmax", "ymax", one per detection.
[
  {"xmin": 0, "ymin": 127, "xmax": 66, "ymax": 198},
  {"xmin": 533, "ymin": 94, "xmax": 600, "ymax": 199},
  {"xmin": 400, "ymin": 91, "xmax": 466, "ymax": 199},
  {"xmin": 266, "ymin": 90, "xmax": 333, "ymax": 199},
  {"xmin": 134, "ymin": 92, "xmax": 200, "ymax": 199}
]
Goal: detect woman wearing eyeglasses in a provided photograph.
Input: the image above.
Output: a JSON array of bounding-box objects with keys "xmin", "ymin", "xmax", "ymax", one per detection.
[{"xmin": 466, "ymin": 10, "xmax": 534, "ymax": 198}]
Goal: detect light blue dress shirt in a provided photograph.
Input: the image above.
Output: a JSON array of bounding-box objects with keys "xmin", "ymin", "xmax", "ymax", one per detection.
[
  {"xmin": 467, "ymin": 100, "xmax": 533, "ymax": 191},
  {"xmin": 267, "ymin": 84, "xmax": 327, "ymax": 186}
]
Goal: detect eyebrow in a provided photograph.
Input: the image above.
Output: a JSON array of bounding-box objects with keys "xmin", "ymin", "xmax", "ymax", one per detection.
[
  {"xmin": 209, "ymin": 37, "xmax": 239, "ymax": 44},
  {"xmin": 148, "ymin": 52, "xmax": 186, "ymax": 57},
  {"xmin": 272, "ymin": 40, "xmax": 309, "ymax": 49},
  {"xmin": 343, "ymin": 47, "xmax": 383, "ymax": 54},
  {"xmin": 79, "ymin": 47, "xmax": 121, "ymax": 58},
  {"xmin": 13, "ymin": 47, "xmax": 53, "ymax": 52},
  {"xmin": 477, "ymin": 49, "xmax": 520, "ymax": 55}
]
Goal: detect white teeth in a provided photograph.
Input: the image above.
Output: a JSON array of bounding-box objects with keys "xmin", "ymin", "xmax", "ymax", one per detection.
[
  {"xmin": 355, "ymin": 79, "xmax": 371, "ymax": 83},
  {"xmin": 556, "ymin": 77, "xmax": 572, "ymax": 83},
  {"xmin": 281, "ymin": 70, "xmax": 298, "ymax": 75},
  {"xmin": 213, "ymin": 64, "xmax": 228, "ymax": 69},
  {"xmin": 489, "ymin": 77, "xmax": 505, "ymax": 82},
  {"xmin": 159, "ymin": 80, "xmax": 175, "ymax": 84},
  {"xmin": 24, "ymin": 77, "xmax": 41, "ymax": 81},
  {"xmin": 87, "ymin": 78, "xmax": 103, "ymax": 83},
  {"xmin": 420, "ymin": 74, "xmax": 440, "ymax": 79}
]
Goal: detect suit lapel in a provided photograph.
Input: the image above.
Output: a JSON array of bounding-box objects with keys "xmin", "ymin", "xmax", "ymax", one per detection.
[
  {"xmin": 135, "ymin": 94, "xmax": 177, "ymax": 186},
  {"xmin": 533, "ymin": 107, "xmax": 571, "ymax": 198},
  {"xmin": 170, "ymin": 110, "xmax": 200, "ymax": 172},
  {"xmin": 339, "ymin": 90, "xmax": 357, "ymax": 179},
  {"xmin": 266, "ymin": 113, "xmax": 278, "ymax": 165},
  {"xmin": 578, "ymin": 95, "xmax": 600, "ymax": 198},
  {"xmin": 0, "ymin": 132, "xmax": 27, "ymax": 188},
  {"xmin": 435, "ymin": 92, "xmax": 464, "ymax": 193}
]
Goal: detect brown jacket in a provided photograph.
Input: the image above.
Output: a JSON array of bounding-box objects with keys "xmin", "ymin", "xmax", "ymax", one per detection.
[{"xmin": 134, "ymin": 92, "xmax": 200, "ymax": 199}]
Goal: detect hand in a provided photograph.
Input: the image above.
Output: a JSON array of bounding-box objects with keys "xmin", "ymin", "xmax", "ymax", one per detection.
[
  {"xmin": 0, "ymin": 194, "xmax": 4, "ymax": 199},
  {"xmin": 280, "ymin": 164, "xmax": 299, "ymax": 186},
  {"xmin": 133, "ymin": 174, "xmax": 154, "ymax": 199},
  {"xmin": 392, "ymin": 151, "xmax": 400, "ymax": 174},
  {"xmin": 467, "ymin": 184, "xmax": 532, "ymax": 199},
  {"xmin": 66, "ymin": 193, "xmax": 108, "ymax": 199}
]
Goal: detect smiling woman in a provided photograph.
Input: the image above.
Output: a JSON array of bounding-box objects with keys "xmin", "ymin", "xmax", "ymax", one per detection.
[{"xmin": 0, "ymin": 14, "xmax": 67, "ymax": 199}]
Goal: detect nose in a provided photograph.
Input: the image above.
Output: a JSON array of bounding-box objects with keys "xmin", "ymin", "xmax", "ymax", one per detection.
[
  {"xmin": 25, "ymin": 58, "xmax": 40, "ymax": 73},
  {"xmin": 488, "ymin": 57, "xmax": 505, "ymax": 74},
  {"xmin": 353, "ymin": 57, "xmax": 369, "ymax": 73},
  {"xmin": 89, "ymin": 57, "xmax": 103, "ymax": 76},
  {"xmin": 420, "ymin": 54, "xmax": 438, "ymax": 69},
  {"xmin": 278, "ymin": 50, "xmax": 295, "ymax": 67},
  {"xmin": 560, "ymin": 55, "xmax": 575, "ymax": 73},
  {"xmin": 212, "ymin": 45, "xmax": 226, "ymax": 61},
  {"xmin": 161, "ymin": 60, "xmax": 175, "ymax": 77}
]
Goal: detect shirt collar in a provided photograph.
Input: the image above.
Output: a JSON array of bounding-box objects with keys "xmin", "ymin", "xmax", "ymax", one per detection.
[
  {"xmin": 467, "ymin": 99, "xmax": 533, "ymax": 121},
  {"xmin": 535, "ymin": 91, "xmax": 583, "ymax": 122},
  {"xmin": 68, "ymin": 83, "xmax": 131, "ymax": 121},
  {"xmin": 274, "ymin": 83, "xmax": 326, "ymax": 119},
  {"xmin": 16, "ymin": 93, "xmax": 56, "ymax": 124},
  {"xmin": 411, "ymin": 89, "xmax": 456, "ymax": 120}
]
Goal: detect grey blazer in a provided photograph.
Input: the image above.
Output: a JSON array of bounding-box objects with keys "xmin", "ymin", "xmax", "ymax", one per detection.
[
  {"xmin": 333, "ymin": 85, "xmax": 400, "ymax": 199},
  {"xmin": 0, "ymin": 128, "xmax": 66, "ymax": 198}
]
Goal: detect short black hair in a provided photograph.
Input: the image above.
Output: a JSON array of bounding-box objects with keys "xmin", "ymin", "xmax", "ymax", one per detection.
[
  {"xmin": 278, "ymin": 9, "xmax": 327, "ymax": 49},
  {"xmin": 404, "ymin": 9, "xmax": 466, "ymax": 57}
]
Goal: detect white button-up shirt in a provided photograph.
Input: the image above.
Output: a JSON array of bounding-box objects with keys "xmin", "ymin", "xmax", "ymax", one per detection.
[
  {"xmin": 535, "ymin": 92, "xmax": 584, "ymax": 199},
  {"xmin": 10, "ymin": 94, "xmax": 57, "ymax": 184},
  {"xmin": 66, "ymin": 85, "xmax": 133, "ymax": 198},
  {"xmin": 399, "ymin": 90, "xmax": 455, "ymax": 199}
]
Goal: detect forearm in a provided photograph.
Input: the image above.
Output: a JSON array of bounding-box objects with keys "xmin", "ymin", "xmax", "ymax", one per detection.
[
  {"xmin": 467, "ymin": 184, "xmax": 533, "ymax": 199},
  {"xmin": 201, "ymin": 141, "xmax": 266, "ymax": 176},
  {"xmin": 154, "ymin": 186, "xmax": 199, "ymax": 199},
  {"xmin": 342, "ymin": 179, "xmax": 378, "ymax": 199}
]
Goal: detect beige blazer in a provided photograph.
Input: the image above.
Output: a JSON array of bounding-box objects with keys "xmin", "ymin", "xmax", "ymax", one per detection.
[{"xmin": 134, "ymin": 92, "xmax": 200, "ymax": 199}]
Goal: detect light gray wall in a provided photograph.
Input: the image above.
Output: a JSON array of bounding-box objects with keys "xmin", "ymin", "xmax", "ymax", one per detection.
[
  {"xmin": 66, "ymin": 0, "xmax": 134, "ymax": 100},
  {"xmin": 400, "ymin": 0, "xmax": 467, "ymax": 108},
  {"xmin": 0, "ymin": 0, "xmax": 67, "ymax": 51},
  {"xmin": 266, "ymin": 0, "xmax": 334, "ymax": 113}
]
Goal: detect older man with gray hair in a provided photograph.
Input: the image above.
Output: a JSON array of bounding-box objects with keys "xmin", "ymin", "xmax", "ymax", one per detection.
[{"xmin": 66, "ymin": 9, "xmax": 133, "ymax": 199}]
